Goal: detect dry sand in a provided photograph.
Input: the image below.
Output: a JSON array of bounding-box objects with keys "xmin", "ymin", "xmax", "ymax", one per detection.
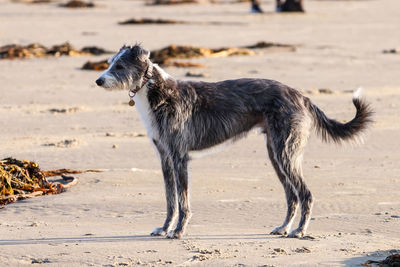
[{"xmin": 0, "ymin": 0, "xmax": 399, "ymax": 266}]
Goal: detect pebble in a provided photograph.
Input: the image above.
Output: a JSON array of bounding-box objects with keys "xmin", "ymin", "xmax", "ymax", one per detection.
[
  {"xmin": 295, "ymin": 247, "xmax": 311, "ymax": 253},
  {"xmin": 273, "ymin": 248, "xmax": 286, "ymax": 253}
]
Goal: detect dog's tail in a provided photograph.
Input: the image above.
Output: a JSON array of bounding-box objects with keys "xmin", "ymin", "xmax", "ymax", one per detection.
[{"xmin": 306, "ymin": 88, "xmax": 373, "ymax": 143}]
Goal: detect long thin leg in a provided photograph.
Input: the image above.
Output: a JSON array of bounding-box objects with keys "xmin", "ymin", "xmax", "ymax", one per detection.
[
  {"xmin": 166, "ymin": 153, "xmax": 191, "ymax": 239},
  {"xmin": 151, "ymin": 140, "xmax": 178, "ymax": 236},
  {"xmin": 288, "ymin": 177, "xmax": 313, "ymax": 237},
  {"xmin": 266, "ymin": 138, "xmax": 299, "ymax": 235},
  {"xmin": 282, "ymin": 118, "xmax": 313, "ymax": 237},
  {"xmin": 266, "ymin": 113, "xmax": 313, "ymax": 238}
]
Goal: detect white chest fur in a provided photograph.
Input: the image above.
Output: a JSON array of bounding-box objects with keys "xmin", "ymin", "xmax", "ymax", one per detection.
[{"xmin": 133, "ymin": 85, "xmax": 158, "ymax": 140}]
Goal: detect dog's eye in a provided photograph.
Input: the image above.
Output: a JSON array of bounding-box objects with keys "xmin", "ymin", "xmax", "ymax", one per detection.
[{"xmin": 115, "ymin": 64, "xmax": 124, "ymax": 70}]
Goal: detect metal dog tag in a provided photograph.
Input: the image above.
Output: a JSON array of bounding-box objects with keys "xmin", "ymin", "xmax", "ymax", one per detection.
[{"xmin": 128, "ymin": 90, "xmax": 136, "ymax": 107}]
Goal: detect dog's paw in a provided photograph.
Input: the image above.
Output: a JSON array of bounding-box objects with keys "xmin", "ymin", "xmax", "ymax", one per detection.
[
  {"xmin": 287, "ymin": 229, "xmax": 305, "ymax": 238},
  {"xmin": 270, "ymin": 226, "xmax": 288, "ymax": 235},
  {"xmin": 151, "ymin": 227, "xmax": 166, "ymax": 236},
  {"xmin": 166, "ymin": 230, "xmax": 182, "ymax": 239}
]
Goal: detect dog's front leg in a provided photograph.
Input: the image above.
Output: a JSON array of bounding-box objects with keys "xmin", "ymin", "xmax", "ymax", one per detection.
[
  {"xmin": 166, "ymin": 153, "xmax": 191, "ymax": 239},
  {"xmin": 151, "ymin": 140, "xmax": 178, "ymax": 236}
]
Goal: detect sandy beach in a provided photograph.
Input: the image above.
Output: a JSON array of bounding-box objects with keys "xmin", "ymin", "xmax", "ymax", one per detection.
[{"xmin": 0, "ymin": 0, "xmax": 399, "ymax": 266}]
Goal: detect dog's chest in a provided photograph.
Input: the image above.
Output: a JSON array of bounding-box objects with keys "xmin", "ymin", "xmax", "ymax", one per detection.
[{"xmin": 133, "ymin": 87, "xmax": 158, "ymax": 140}]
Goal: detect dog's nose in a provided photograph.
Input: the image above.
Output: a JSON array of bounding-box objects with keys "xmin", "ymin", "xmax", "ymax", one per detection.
[{"xmin": 96, "ymin": 78, "xmax": 104, "ymax": 86}]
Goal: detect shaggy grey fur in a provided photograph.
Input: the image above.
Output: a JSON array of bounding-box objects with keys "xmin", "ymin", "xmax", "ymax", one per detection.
[{"xmin": 96, "ymin": 44, "xmax": 373, "ymax": 239}]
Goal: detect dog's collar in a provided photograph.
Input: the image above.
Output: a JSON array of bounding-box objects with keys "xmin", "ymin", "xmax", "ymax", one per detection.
[{"xmin": 128, "ymin": 61, "xmax": 153, "ymax": 106}]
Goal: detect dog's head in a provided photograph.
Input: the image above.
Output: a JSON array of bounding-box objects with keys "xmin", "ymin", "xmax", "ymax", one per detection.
[{"xmin": 95, "ymin": 44, "xmax": 151, "ymax": 90}]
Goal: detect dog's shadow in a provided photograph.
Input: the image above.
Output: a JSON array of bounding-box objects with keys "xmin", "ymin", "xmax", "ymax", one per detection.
[
  {"xmin": 0, "ymin": 233, "xmax": 299, "ymax": 246},
  {"xmin": 0, "ymin": 235, "xmax": 155, "ymax": 246}
]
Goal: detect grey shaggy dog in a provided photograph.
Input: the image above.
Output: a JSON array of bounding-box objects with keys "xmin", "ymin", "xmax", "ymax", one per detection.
[{"xmin": 96, "ymin": 44, "xmax": 373, "ymax": 239}]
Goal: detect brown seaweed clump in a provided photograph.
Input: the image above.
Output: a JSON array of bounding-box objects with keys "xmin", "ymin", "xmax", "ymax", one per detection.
[
  {"xmin": 82, "ymin": 59, "xmax": 109, "ymax": 71},
  {"xmin": 118, "ymin": 17, "xmax": 246, "ymax": 26},
  {"xmin": 150, "ymin": 45, "xmax": 254, "ymax": 65},
  {"xmin": 13, "ymin": 0, "xmax": 52, "ymax": 3},
  {"xmin": 148, "ymin": 0, "xmax": 199, "ymax": 5},
  {"xmin": 0, "ymin": 42, "xmax": 111, "ymax": 60},
  {"xmin": 149, "ymin": 42, "xmax": 296, "ymax": 65},
  {"xmin": 119, "ymin": 18, "xmax": 185, "ymax": 25},
  {"xmin": 0, "ymin": 158, "xmax": 80, "ymax": 206},
  {"xmin": 0, "ymin": 43, "xmax": 47, "ymax": 59},
  {"xmin": 81, "ymin": 42, "xmax": 296, "ymax": 70},
  {"xmin": 31, "ymin": 0, "xmax": 51, "ymax": 3},
  {"xmin": 59, "ymin": 0, "xmax": 95, "ymax": 8},
  {"xmin": 81, "ymin": 46, "xmax": 112, "ymax": 55},
  {"xmin": 46, "ymin": 42, "xmax": 87, "ymax": 56},
  {"xmin": 244, "ymin": 41, "xmax": 296, "ymax": 51},
  {"xmin": 150, "ymin": 45, "xmax": 211, "ymax": 64}
]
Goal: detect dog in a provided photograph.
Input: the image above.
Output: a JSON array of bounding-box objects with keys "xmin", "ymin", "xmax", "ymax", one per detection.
[{"xmin": 95, "ymin": 44, "xmax": 373, "ymax": 239}]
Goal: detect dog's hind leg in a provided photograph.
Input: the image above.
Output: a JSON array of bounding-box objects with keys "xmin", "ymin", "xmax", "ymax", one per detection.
[
  {"xmin": 265, "ymin": 113, "xmax": 313, "ymax": 238},
  {"xmin": 151, "ymin": 140, "xmax": 178, "ymax": 236},
  {"xmin": 285, "ymin": 149, "xmax": 313, "ymax": 238},
  {"xmin": 166, "ymin": 153, "xmax": 191, "ymax": 239},
  {"xmin": 266, "ymin": 138, "xmax": 299, "ymax": 235}
]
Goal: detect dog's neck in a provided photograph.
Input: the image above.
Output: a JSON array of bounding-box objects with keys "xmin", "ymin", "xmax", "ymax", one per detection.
[
  {"xmin": 150, "ymin": 64, "xmax": 173, "ymax": 85},
  {"xmin": 142, "ymin": 64, "xmax": 179, "ymax": 111},
  {"xmin": 141, "ymin": 61, "xmax": 153, "ymax": 89},
  {"xmin": 128, "ymin": 61, "xmax": 154, "ymax": 106},
  {"xmin": 146, "ymin": 64, "xmax": 177, "ymax": 94}
]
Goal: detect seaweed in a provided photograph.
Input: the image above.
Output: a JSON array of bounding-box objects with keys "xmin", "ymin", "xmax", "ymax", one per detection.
[
  {"xmin": 82, "ymin": 42, "xmax": 296, "ymax": 70},
  {"xmin": 0, "ymin": 42, "xmax": 111, "ymax": 60},
  {"xmin": 243, "ymin": 41, "xmax": 296, "ymax": 50},
  {"xmin": 81, "ymin": 59, "xmax": 109, "ymax": 71},
  {"xmin": 11, "ymin": 0, "xmax": 52, "ymax": 3},
  {"xmin": 149, "ymin": 42, "xmax": 296, "ymax": 64},
  {"xmin": 119, "ymin": 18, "xmax": 185, "ymax": 25},
  {"xmin": 81, "ymin": 46, "xmax": 112, "ymax": 56},
  {"xmin": 0, "ymin": 158, "xmax": 83, "ymax": 206},
  {"xmin": 118, "ymin": 17, "xmax": 246, "ymax": 26},
  {"xmin": 148, "ymin": 0, "xmax": 199, "ymax": 5},
  {"xmin": 0, "ymin": 43, "xmax": 47, "ymax": 59},
  {"xmin": 150, "ymin": 45, "xmax": 254, "ymax": 65},
  {"xmin": 59, "ymin": 0, "xmax": 95, "ymax": 8}
]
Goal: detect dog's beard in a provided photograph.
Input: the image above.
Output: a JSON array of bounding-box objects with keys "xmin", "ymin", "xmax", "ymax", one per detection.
[{"xmin": 101, "ymin": 73, "xmax": 136, "ymax": 90}]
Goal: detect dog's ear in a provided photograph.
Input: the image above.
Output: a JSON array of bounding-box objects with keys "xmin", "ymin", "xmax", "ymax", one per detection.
[
  {"xmin": 138, "ymin": 48, "xmax": 150, "ymax": 62},
  {"xmin": 130, "ymin": 45, "xmax": 150, "ymax": 62}
]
